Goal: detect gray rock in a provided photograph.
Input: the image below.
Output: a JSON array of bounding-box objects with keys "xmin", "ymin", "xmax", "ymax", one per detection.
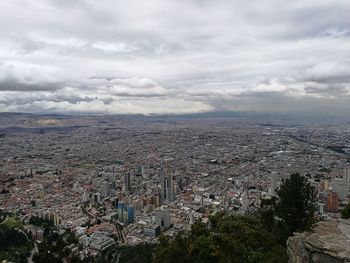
[{"xmin": 287, "ymin": 219, "xmax": 350, "ymax": 263}]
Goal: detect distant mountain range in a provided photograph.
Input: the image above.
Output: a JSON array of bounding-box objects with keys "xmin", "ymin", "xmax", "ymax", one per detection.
[{"xmin": 1, "ymin": 111, "xmax": 350, "ymax": 127}]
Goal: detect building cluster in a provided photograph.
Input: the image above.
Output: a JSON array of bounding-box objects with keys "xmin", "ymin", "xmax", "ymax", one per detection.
[{"xmin": 316, "ymin": 167, "xmax": 350, "ymax": 214}]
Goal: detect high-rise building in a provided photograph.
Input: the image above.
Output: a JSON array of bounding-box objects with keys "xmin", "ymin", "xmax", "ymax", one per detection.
[
  {"xmin": 160, "ymin": 163, "xmax": 176, "ymax": 202},
  {"xmin": 114, "ymin": 198, "xmax": 119, "ymax": 209},
  {"xmin": 133, "ymin": 199, "xmax": 144, "ymax": 211},
  {"xmin": 117, "ymin": 202, "xmax": 134, "ymax": 225},
  {"xmin": 344, "ymin": 167, "xmax": 350, "ymax": 184},
  {"xmin": 317, "ymin": 202, "xmax": 325, "ymax": 214},
  {"xmin": 101, "ymin": 181, "xmax": 111, "ymax": 196},
  {"xmin": 326, "ymin": 191, "xmax": 339, "ymax": 213},
  {"xmin": 333, "ymin": 167, "xmax": 350, "ymax": 201},
  {"xmin": 124, "ymin": 172, "xmax": 131, "ymax": 192},
  {"xmin": 344, "ymin": 167, "xmax": 350, "ymax": 196},
  {"xmin": 82, "ymin": 191, "xmax": 89, "ymax": 202},
  {"xmin": 334, "ymin": 178, "xmax": 348, "ymax": 200},
  {"xmin": 127, "ymin": 207, "xmax": 135, "ymax": 224},
  {"xmin": 94, "ymin": 193, "xmax": 101, "ymax": 203},
  {"xmin": 160, "ymin": 164, "xmax": 165, "ymax": 201},
  {"xmin": 61, "ymin": 175, "xmax": 71, "ymax": 188},
  {"xmin": 270, "ymin": 171, "xmax": 277, "ymax": 196},
  {"xmin": 53, "ymin": 213, "xmax": 60, "ymax": 226},
  {"xmin": 155, "ymin": 209, "xmax": 170, "ymax": 232},
  {"xmin": 136, "ymin": 165, "xmax": 144, "ymax": 176},
  {"xmin": 166, "ymin": 173, "xmax": 175, "ymax": 201},
  {"xmin": 41, "ymin": 210, "xmax": 60, "ymax": 226},
  {"xmin": 117, "ymin": 202, "xmax": 127, "ymax": 224},
  {"xmin": 320, "ymin": 180, "xmax": 329, "ymax": 192}
]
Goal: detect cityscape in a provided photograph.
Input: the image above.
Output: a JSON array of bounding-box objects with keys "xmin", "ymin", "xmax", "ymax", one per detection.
[{"xmin": 1, "ymin": 113, "xmax": 350, "ymax": 261}]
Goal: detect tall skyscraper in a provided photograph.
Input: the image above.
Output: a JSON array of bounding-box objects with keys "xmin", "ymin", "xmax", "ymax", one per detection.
[
  {"xmin": 117, "ymin": 202, "xmax": 127, "ymax": 224},
  {"xmin": 270, "ymin": 171, "xmax": 277, "ymax": 196},
  {"xmin": 165, "ymin": 173, "xmax": 172, "ymax": 201},
  {"xmin": 124, "ymin": 172, "xmax": 131, "ymax": 192},
  {"xmin": 127, "ymin": 206, "xmax": 135, "ymax": 224},
  {"xmin": 344, "ymin": 167, "xmax": 350, "ymax": 185},
  {"xmin": 160, "ymin": 164, "xmax": 166, "ymax": 200},
  {"xmin": 159, "ymin": 163, "xmax": 176, "ymax": 202}
]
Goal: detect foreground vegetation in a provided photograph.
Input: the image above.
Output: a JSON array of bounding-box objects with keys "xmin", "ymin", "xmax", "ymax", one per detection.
[
  {"xmin": 154, "ymin": 214, "xmax": 288, "ymax": 263},
  {"xmin": 0, "ymin": 211, "xmax": 33, "ymax": 262}
]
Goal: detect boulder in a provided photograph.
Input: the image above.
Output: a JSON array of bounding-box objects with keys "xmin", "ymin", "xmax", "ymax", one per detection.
[{"xmin": 287, "ymin": 219, "xmax": 350, "ymax": 263}]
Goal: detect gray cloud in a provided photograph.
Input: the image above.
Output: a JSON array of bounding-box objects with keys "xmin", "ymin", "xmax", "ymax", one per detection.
[
  {"xmin": 0, "ymin": 80, "xmax": 63, "ymax": 92},
  {"xmin": 304, "ymin": 84, "xmax": 348, "ymax": 95},
  {"xmin": 0, "ymin": 0, "xmax": 349, "ymax": 115}
]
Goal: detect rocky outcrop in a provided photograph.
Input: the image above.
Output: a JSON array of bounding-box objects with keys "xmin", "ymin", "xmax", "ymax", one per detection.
[{"xmin": 287, "ymin": 219, "xmax": 350, "ymax": 263}]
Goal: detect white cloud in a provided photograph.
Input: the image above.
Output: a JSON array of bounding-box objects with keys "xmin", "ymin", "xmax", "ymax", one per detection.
[
  {"xmin": 92, "ymin": 41, "xmax": 138, "ymax": 53},
  {"xmin": 249, "ymin": 80, "xmax": 288, "ymax": 94},
  {"xmin": 29, "ymin": 32, "xmax": 87, "ymax": 48}
]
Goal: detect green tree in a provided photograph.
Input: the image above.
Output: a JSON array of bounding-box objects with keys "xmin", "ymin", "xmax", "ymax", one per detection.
[
  {"xmin": 0, "ymin": 214, "xmax": 33, "ymax": 262},
  {"xmin": 153, "ymin": 215, "xmax": 287, "ymax": 263},
  {"xmin": 275, "ymin": 173, "xmax": 316, "ymax": 240},
  {"xmin": 341, "ymin": 203, "xmax": 350, "ymax": 219},
  {"xmin": 259, "ymin": 197, "xmax": 278, "ymax": 231}
]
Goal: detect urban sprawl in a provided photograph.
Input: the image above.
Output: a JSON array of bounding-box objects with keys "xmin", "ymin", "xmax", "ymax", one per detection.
[{"xmin": 1, "ymin": 114, "xmax": 349, "ymax": 258}]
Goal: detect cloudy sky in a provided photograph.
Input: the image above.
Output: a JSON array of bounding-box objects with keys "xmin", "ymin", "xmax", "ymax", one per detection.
[{"xmin": 0, "ymin": 0, "xmax": 349, "ymax": 115}]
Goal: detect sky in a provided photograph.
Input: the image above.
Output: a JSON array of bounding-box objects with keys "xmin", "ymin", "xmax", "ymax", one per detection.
[{"xmin": 0, "ymin": 0, "xmax": 349, "ymax": 115}]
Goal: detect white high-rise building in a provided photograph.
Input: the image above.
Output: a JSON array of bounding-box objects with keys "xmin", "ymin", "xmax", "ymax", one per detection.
[
  {"xmin": 334, "ymin": 167, "xmax": 350, "ymax": 201},
  {"xmin": 82, "ymin": 191, "xmax": 89, "ymax": 202},
  {"xmin": 155, "ymin": 209, "xmax": 170, "ymax": 232},
  {"xmin": 334, "ymin": 178, "xmax": 348, "ymax": 200}
]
